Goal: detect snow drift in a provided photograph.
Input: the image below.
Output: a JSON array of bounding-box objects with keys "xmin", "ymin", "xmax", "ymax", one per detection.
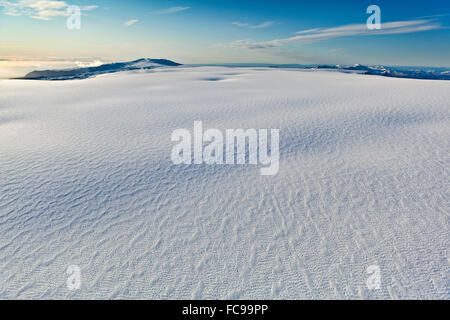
[{"xmin": 0, "ymin": 67, "xmax": 448, "ymax": 299}]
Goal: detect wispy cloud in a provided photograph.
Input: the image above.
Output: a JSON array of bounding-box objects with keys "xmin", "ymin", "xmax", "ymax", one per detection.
[
  {"xmin": 331, "ymin": 48, "xmax": 344, "ymax": 53},
  {"xmin": 123, "ymin": 19, "xmax": 138, "ymax": 27},
  {"xmin": 231, "ymin": 21, "xmax": 276, "ymax": 29},
  {"xmin": 289, "ymin": 20, "xmax": 441, "ymax": 41},
  {"xmin": 75, "ymin": 59, "xmax": 103, "ymax": 67},
  {"xmin": 230, "ymin": 22, "xmax": 249, "ymax": 27},
  {"xmin": 229, "ymin": 19, "xmax": 442, "ymax": 49},
  {"xmin": 81, "ymin": 5, "xmax": 98, "ymax": 11},
  {"xmin": 0, "ymin": 0, "xmax": 98, "ymax": 20},
  {"xmin": 151, "ymin": 6, "xmax": 190, "ymax": 14},
  {"xmin": 227, "ymin": 39, "xmax": 279, "ymax": 50},
  {"xmin": 250, "ymin": 21, "xmax": 276, "ymax": 29}
]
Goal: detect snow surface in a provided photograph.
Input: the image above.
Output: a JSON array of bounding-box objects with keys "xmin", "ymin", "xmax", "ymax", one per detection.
[{"xmin": 0, "ymin": 67, "xmax": 449, "ymax": 299}]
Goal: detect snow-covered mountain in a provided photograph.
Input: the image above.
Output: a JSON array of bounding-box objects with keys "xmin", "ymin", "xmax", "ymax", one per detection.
[
  {"xmin": 21, "ymin": 59, "xmax": 449, "ymax": 81},
  {"xmin": 313, "ymin": 64, "xmax": 450, "ymax": 80},
  {"xmin": 22, "ymin": 58, "xmax": 181, "ymax": 80}
]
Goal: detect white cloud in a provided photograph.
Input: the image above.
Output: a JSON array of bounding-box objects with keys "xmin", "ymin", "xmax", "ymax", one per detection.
[
  {"xmin": 151, "ymin": 6, "xmax": 190, "ymax": 14},
  {"xmin": 229, "ymin": 19, "xmax": 442, "ymax": 49},
  {"xmin": 294, "ymin": 28, "xmax": 323, "ymax": 35},
  {"xmin": 231, "ymin": 20, "xmax": 276, "ymax": 29},
  {"xmin": 0, "ymin": 0, "xmax": 98, "ymax": 20},
  {"xmin": 230, "ymin": 22, "xmax": 249, "ymax": 27},
  {"xmin": 75, "ymin": 59, "xmax": 103, "ymax": 67},
  {"xmin": 330, "ymin": 48, "xmax": 344, "ymax": 54},
  {"xmin": 250, "ymin": 21, "xmax": 275, "ymax": 29},
  {"xmin": 287, "ymin": 20, "xmax": 441, "ymax": 42},
  {"xmin": 227, "ymin": 39, "xmax": 279, "ymax": 50},
  {"xmin": 81, "ymin": 5, "xmax": 98, "ymax": 11},
  {"xmin": 32, "ymin": 8, "xmax": 66, "ymax": 20},
  {"xmin": 123, "ymin": 19, "xmax": 138, "ymax": 27}
]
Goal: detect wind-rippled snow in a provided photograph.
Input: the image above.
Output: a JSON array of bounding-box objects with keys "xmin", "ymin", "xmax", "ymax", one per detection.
[{"xmin": 0, "ymin": 67, "xmax": 448, "ymax": 299}]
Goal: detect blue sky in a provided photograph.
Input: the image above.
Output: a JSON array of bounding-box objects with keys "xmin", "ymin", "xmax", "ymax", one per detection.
[{"xmin": 1, "ymin": 0, "xmax": 449, "ymax": 72}]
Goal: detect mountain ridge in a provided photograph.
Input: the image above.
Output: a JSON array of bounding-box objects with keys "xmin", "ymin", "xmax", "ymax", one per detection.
[
  {"xmin": 22, "ymin": 58, "xmax": 182, "ymax": 80},
  {"xmin": 19, "ymin": 59, "xmax": 450, "ymax": 81}
]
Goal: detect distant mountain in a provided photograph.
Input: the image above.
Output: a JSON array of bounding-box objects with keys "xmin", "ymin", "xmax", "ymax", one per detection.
[
  {"xmin": 313, "ymin": 64, "xmax": 450, "ymax": 80},
  {"xmin": 22, "ymin": 58, "xmax": 181, "ymax": 80},
  {"xmin": 21, "ymin": 59, "xmax": 449, "ymax": 81},
  {"xmin": 191, "ymin": 63, "xmax": 450, "ymax": 80}
]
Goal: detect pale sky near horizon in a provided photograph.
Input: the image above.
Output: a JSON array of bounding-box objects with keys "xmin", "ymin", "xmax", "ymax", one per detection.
[{"xmin": 1, "ymin": 0, "xmax": 449, "ymax": 77}]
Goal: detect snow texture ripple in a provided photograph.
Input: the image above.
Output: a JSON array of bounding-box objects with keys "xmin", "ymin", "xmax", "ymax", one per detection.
[{"xmin": 0, "ymin": 67, "xmax": 449, "ymax": 299}]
